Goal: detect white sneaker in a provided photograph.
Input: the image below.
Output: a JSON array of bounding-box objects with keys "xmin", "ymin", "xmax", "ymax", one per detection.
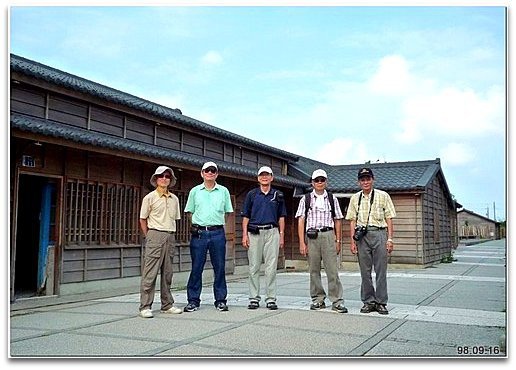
[
  {"xmin": 139, "ymin": 309, "xmax": 153, "ymax": 318},
  {"xmin": 161, "ymin": 306, "xmax": 182, "ymax": 314}
]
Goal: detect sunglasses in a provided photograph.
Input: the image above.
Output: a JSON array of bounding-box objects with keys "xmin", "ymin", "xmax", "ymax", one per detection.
[
  {"xmin": 313, "ymin": 177, "xmax": 326, "ymax": 183},
  {"xmin": 203, "ymin": 167, "xmax": 218, "ymax": 174},
  {"xmin": 157, "ymin": 173, "xmax": 172, "ymax": 179}
]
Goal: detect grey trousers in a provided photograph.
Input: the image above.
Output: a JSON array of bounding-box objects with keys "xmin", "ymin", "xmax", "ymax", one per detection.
[
  {"xmin": 357, "ymin": 229, "xmax": 388, "ymax": 305},
  {"xmin": 247, "ymin": 228, "xmax": 280, "ymax": 303},
  {"xmin": 307, "ymin": 230, "xmax": 344, "ymax": 306},
  {"xmin": 139, "ymin": 229, "xmax": 176, "ymax": 311}
]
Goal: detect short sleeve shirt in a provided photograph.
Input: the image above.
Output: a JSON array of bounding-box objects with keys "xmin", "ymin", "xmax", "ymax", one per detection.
[
  {"xmin": 241, "ymin": 187, "xmax": 287, "ymax": 225},
  {"xmin": 295, "ymin": 190, "xmax": 344, "ymax": 229},
  {"xmin": 345, "ymin": 188, "xmax": 396, "ymax": 227},
  {"xmin": 184, "ymin": 183, "xmax": 234, "ymax": 226},
  {"xmin": 140, "ymin": 190, "xmax": 181, "ymax": 232}
]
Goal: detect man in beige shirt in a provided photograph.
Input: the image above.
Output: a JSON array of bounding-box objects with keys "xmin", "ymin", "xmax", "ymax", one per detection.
[{"xmin": 138, "ymin": 165, "xmax": 182, "ymax": 318}]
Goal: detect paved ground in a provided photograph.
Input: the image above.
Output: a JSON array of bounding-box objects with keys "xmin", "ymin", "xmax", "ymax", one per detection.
[{"xmin": 9, "ymin": 239, "xmax": 507, "ymax": 358}]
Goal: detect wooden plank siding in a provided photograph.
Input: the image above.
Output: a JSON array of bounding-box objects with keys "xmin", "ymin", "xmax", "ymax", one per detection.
[
  {"xmin": 421, "ymin": 174, "xmax": 456, "ymax": 264},
  {"xmin": 10, "ymin": 83, "xmax": 289, "ymax": 173},
  {"xmin": 340, "ymin": 193, "xmax": 426, "ymax": 265}
]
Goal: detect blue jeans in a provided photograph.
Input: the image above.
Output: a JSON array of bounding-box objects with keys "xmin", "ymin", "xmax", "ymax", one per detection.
[{"xmin": 186, "ymin": 228, "xmax": 227, "ymax": 307}]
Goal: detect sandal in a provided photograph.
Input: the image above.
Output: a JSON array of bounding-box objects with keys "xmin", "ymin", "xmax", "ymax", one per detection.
[
  {"xmin": 247, "ymin": 301, "xmax": 259, "ymax": 309},
  {"xmin": 266, "ymin": 302, "xmax": 278, "ymax": 310}
]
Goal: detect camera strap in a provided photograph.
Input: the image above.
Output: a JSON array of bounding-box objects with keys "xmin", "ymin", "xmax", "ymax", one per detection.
[{"xmin": 355, "ymin": 190, "xmax": 374, "ymax": 226}]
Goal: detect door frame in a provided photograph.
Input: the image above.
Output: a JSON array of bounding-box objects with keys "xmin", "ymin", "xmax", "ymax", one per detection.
[{"xmin": 10, "ymin": 170, "xmax": 63, "ymax": 301}]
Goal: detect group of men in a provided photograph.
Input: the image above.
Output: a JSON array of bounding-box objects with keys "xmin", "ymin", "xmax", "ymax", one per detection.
[{"xmin": 138, "ymin": 161, "xmax": 396, "ymax": 318}]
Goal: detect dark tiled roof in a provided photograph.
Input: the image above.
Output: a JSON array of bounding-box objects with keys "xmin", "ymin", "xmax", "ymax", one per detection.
[
  {"xmin": 11, "ymin": 113, "xmax": 307, "ymax": 188},
  {"xmin": 292, "ymin": 155, "xmax": 445, "ymax": 194},
  {"xmin": 10, "ymin": 54, "xmax": 299, "ymax": 162}
]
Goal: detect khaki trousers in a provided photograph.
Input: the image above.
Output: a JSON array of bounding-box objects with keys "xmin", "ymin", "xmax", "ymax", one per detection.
[
  {"xmin": 139, "ymin": 229, "xmax": 176, "ymax": 311},
  {"xmin": 247, "ymin": 228, "xmax": 280, "ymax": 303},
  {"xmin": 307, "ymin": 230, "xmax": 344, "ymax": 306}
]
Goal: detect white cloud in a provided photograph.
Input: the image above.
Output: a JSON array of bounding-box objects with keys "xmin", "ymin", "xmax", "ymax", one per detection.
[
  {"xmin": 314, "ymin": 138, "xmax": 369, "ymax": 165},
  {"xmin": 439, "ymin": 142, "xmax": 475, "ymax": 166},
  {"xmin": 201, "ymin": 51, "xmax": 223, "ymax": 65},
  {"xmin": 397, "ymin": 85, "xmax": 504, "ymax": 144},
  {"xmin": 368, "ymin": 55, "xmax": 412, "ymax": 96}
]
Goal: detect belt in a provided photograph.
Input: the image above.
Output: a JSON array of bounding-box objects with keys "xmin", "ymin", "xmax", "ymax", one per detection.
[
  {"xmin": 148, "ymin": 228, "xmax": 174, "ymax": 234},
  {"xmin": 315, "ymin": 227, "xmax": 333, "ymax": 232},
  {"xmin": 194, "ymin": 225, "xmax": 224, "ymax": 231},
  {"xmin": 251, "ymin": 224, "xmax": 276, "ymax": 230},
  {"xmin": 366, "ymin": 226, "xmax": 386, "ymax": 231}
]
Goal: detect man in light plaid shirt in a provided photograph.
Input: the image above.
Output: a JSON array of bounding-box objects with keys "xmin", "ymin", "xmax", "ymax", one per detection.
[
  {"xmin": 345, "ymin": 167, "xmax": 396, "ymax": 315},
  {"xmin": 295, "ymin": 169, "xmax": 348, "ymax": 314}
]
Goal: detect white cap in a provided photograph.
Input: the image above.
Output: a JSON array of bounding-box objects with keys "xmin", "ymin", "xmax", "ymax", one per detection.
[
  {"xmin": 311, "ymin": 169, "xmax": 328, "ymax": 179},
  {"xmin": 150, "ymin": 165, "xmax": 177, "ymax": 187},
  {"xmin": 201, "ymin": 161, "xmax": 218, "ymax": 171},
  {"xmin": 257, "ymin": 166, "xmax": 273, "ymax": 175}
]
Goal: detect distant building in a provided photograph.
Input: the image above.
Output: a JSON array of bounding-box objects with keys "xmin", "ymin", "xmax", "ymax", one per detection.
[{"xmin": 457, "ymin": 208, "xmax": 501, "ymax": 240}]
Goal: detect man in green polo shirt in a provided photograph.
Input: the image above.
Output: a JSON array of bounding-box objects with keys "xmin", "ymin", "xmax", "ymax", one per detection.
[{"xmin": 183, "ymin": 161, "xmax": 234, "ymax": 312}]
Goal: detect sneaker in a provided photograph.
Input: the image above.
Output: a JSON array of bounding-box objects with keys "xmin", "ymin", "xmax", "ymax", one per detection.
[
  {"xmin": 310, "ymin": 301, "xmax": 326, "ymax": 310},
  {"xmin": 161, "ymin": 306, "xmax": 182, "ymax": 314},
  {"xmin": 360, "ymin": 303, "xmax": 376, "ymax": 313},
  {"xmin": 139, "ymin": 309, "xmax": 153, "ymax": 318},
  {"xmin": 183, "ymin": 303, "xmax": 199, "ymax": 312},
  {"xmin": 375, "ymin": 303, "xmax": 389, "ymax": 315},
  {"xmin": 216, "ymin": 302, "xmax": 229, "ymax": 311},
  {"xmin": 247, "ymin": 301, "xmax": 260, "ymax": 309},
  {"xmin": 332, "ymin": 304, "xmax": 348, "ymax": 313},
  {"xmin": 266, "ymin": 301, "xmax": 278, "ymax": 310}
]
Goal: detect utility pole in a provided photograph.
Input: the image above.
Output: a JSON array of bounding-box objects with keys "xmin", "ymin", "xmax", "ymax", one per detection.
[
  {"xmin": 493, "ymin": 202, "xmax": 496, "ymax": 221},
  {"xmin": 486, "ymin": 207, "xmax": 489, "ymax": 219}
]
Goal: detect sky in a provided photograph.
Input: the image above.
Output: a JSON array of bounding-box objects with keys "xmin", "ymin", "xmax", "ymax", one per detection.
[{"xmin": 6, "ymin": 1, "xmax": 508, "ymax": 221}]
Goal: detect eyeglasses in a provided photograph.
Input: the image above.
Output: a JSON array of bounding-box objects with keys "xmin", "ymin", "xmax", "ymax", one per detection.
[
  {"xmin": 157, "ymin": 173, "xmax": 172, "ymax": 179},
  {"xmin": 203, "ymin": 167, "xmax": 218, "ymax": 174},
  {"xmin": 313, "ymin": 177, "xmax": 326, "ymax": 183}
]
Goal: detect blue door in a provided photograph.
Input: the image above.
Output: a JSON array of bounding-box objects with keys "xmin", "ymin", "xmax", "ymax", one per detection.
[{"xmin": 37, "ymin": 183, "xmax": 54, "ymax": 289}]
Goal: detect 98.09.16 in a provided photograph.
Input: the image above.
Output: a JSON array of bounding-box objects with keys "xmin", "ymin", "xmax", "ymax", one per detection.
[{"xmin": 456, "ymin": 346, "xmax": 500, "ymax": 355}]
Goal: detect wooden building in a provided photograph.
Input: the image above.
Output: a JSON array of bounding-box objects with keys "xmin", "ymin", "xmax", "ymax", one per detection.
[
  {"xmin": 9, "ymin": 54, "xmax": 460, "ymax": 302},
  {"xmin": 457, "ymin": 208, "xmax": 501, "ymax": 240},
  {"xmin": 288, "ymin": 157, "xmax": 460, "ymax": 266},
  {"xmin": 9, "ymin": 54, "xmax": 308, "ymax": 302}
]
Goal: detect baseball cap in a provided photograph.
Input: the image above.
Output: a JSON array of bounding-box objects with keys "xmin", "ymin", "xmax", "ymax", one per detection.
[
  {"xmin": 257, "ymin": 166, "xmax": 273, "ymax": 175},
  {"xmin": 357, "ymin": 167, "xmax": 374, "ymax": 179},
  {"xmin": 201, "ymin": 161, "xmax": 218, "ymax": 171},
  {"xmin": 311, "ymin": 169, "xmax": 328, "ymax": 180}
]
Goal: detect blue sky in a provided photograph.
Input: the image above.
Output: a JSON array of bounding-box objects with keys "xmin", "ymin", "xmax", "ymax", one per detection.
[{"xmin": 7, "ymin": 2, "xmax": 508, "ymax": 220}]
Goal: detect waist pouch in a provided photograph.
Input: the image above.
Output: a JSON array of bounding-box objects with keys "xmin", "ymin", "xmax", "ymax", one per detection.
[
  {"xmin": 247, "ymin": 225, "xmax": 260, "ymax": 235},
  {"xmin": 306, "ymin": 228, "xmax": 319, "ymax": 239},
  {"xmin": 190, "ymin": 224, "xmax": 200, "ymax": 236}
]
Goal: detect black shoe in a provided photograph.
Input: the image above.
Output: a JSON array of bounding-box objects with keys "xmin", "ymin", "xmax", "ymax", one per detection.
[
  {"xmin": 216, "ymin": 302, "xmax": 229, "ymax": 312},
  {"xmin": 332, "ymin": 304, "xmax": 348, "ymax": 313},
  {"xmin": 266, "ymin": 302, "xmax": 278, "ymax": 310},
  {"xmin": 247, "ymin": 301, "xmax": 259, "ymax": 309},
  {"xmin": 183, "ymin": 303, "xmax": 199, "ymax": 312},
  {"xmin": 360, "ymin": 303, "xmax": 376, "ymax": 313},
  {"xmin": 310, "ymin": 301, "xmax": 326, "ymax": 310},
  {"xmin": 376, "ymin": 303, "xmax": 389, "ymax": 315}
]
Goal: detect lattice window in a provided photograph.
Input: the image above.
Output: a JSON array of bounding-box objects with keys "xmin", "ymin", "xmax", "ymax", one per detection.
[{"xmin": 65, "ymin": 179, "xmax": 141, "ymax": 246}]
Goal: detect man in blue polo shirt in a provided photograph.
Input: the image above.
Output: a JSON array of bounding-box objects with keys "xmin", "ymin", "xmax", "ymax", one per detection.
[
  {"xmin": 183, "ymin": 161, "xmax": 234, "ymax": 312},
  {"xmin": 241, "ymin": 166, "xmax": 286, "ymax": 310}
]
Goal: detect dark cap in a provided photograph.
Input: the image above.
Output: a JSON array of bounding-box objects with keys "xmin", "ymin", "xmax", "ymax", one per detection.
[{"xmin": 357, "ymin": 167, "xmax": 374, "ymax": 179}]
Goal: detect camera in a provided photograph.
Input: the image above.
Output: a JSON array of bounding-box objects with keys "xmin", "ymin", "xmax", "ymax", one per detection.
[{"xmin": 353, "ymin": 225, "xmax": 367, "ymax": 241}]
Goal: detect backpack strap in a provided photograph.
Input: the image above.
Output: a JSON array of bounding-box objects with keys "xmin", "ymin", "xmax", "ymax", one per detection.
[{"xmin": 304, "ymin": 191, "xmax": 336, "ymax": 220}]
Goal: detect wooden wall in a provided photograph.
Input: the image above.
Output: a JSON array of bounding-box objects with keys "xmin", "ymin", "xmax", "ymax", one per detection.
[{"xmin": 10, "ymin": 82, "xmax": 287, "ymax": 175}]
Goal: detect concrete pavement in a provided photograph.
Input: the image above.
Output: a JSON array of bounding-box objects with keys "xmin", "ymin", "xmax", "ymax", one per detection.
[{"xmin": 9, "ymin": 239, "xmax": 507, "ymax": 358}]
